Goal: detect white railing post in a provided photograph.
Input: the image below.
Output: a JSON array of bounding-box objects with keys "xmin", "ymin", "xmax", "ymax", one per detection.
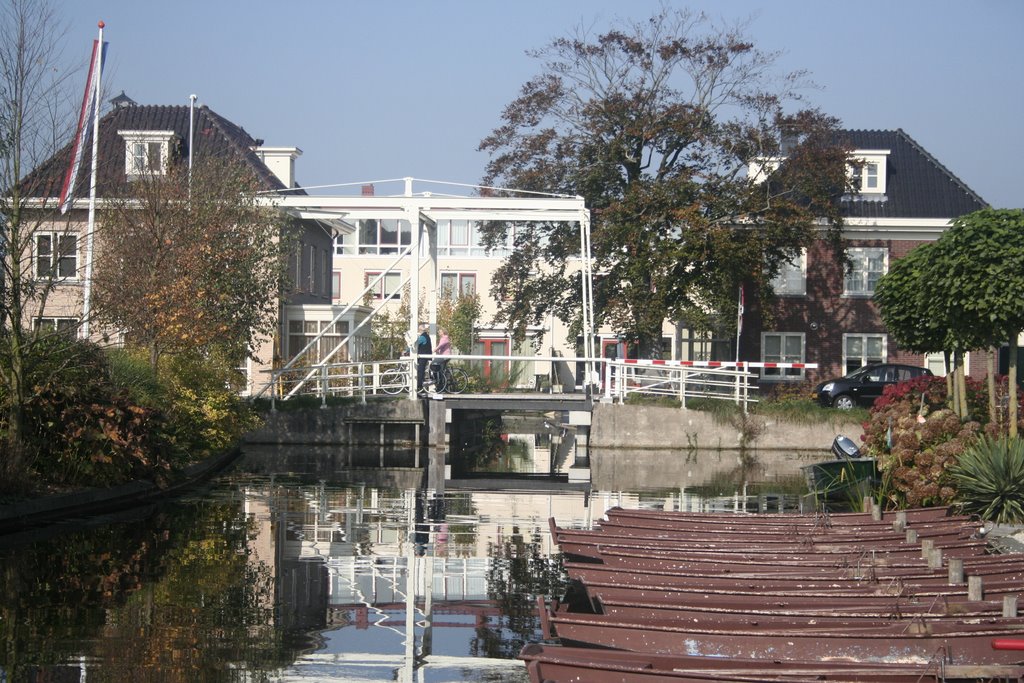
[
  {"xmin": 359, "ymin": 363, "xmax": 367, "ymax": 404},
  {"xmin": 270, "ymin": 369, "xmax": 277, "ymax": 412},
  {"xmin": 321, "ymin": 364, "xmax": 328, "ymax": 408}
]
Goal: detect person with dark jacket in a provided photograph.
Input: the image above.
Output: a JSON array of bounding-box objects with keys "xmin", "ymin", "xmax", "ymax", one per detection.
[{"xmin": 415, "ymin": 323, "xmax": 432, "ymax": 394}]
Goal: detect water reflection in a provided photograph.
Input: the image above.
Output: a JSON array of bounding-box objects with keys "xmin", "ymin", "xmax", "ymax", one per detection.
[{"xmin": 0, "ymin": 417, "xmax": 816, "ymax": 681}]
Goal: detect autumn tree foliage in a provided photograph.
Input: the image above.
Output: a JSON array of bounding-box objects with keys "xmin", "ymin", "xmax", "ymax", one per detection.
[
  {"xmin": 93, "ymin": 157, "xmax": 292, "ymax": 370},
  {"xmin": 478, "ymin": 8, "xmax": 851, "ymax": 353}
]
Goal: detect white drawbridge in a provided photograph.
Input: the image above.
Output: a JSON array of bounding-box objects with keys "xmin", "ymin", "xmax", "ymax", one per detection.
[{"xmin": 258, "ymin": 178, "xmax": 594, "ymax": 399}]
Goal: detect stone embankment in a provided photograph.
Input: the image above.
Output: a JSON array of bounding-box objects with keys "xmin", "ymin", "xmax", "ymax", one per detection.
[{"xmin": 589, "ymin": 403, "xmax": 863, "ymax": 452}]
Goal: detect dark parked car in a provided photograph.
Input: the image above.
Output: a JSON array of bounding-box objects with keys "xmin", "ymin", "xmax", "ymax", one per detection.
[{"xmin": 815, "ymin": 363, "xmax": 933, "ymax": 409}]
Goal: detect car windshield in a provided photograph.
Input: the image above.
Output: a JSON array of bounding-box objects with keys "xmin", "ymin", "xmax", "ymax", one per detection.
[{"xmin": 844, "ymin": 366, "xmax": 878, "ymax": 380}]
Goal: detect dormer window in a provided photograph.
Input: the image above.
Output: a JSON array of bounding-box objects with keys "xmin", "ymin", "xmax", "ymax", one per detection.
[
  {"xmin": 119, "ymin": 130, "xmax": 175, "ymax": 177},
  {"xmin": 847, "ymin": 150, "xmax": 889, "ymax": 196}
]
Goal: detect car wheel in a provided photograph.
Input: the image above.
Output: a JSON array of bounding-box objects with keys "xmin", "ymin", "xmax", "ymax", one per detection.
[{"xmin": 832, "ymin": 395, "xmax": 856, "ymax": 410}]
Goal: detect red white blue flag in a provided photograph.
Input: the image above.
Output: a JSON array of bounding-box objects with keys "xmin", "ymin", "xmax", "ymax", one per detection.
[{"xmin": 59, "ymin": 38, "xmax": 107, "ymax": 214}]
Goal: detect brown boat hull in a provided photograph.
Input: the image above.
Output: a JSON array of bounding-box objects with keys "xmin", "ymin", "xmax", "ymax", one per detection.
[
  {"xmin": 548, "ymin": 611, "xmax": 1024, "ymax": 665},
  {"xmin": 518, "ymin": 643, "xmax": 1024, "ymax": 683},
  {"xmin": 564, "ymin": 560, "xmax": 1024, "ymax": 591}
]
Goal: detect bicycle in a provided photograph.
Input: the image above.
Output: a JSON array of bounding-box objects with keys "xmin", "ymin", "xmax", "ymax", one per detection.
[
  {"xmin": 379, "ymin": 361, "xmax": 468, "ymax": 395},
  {"xmin": 431, "ymin": 361, "xmax": 469, "ymax": 394}
]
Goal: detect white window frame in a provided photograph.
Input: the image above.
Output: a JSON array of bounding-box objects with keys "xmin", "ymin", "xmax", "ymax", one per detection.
[
  {"xmin": 770, "ymin": 249, "xmax": 806, "ymax": 296},
  {"xmin": 365, "ymin": 270, "xmax": 403, "ymax": 301},
  {"xmin": 351, "ymin": 219, "xmax": 412, "ymax": 255},
  {"xmin": 35, "ymin": 232, "xmax": 78, "ymax": 280},
  {"xmin": 844, "ymin": 247, "xmax": 887, "ymax": 297},
  {"xmin": 760, "ymin": 332, "xmax": 805, "ymax": 381},
  {"xmin": 287, "ymin": 319, "xmax": 350, "ymax": 362},
  {"xmin": 119, "ymin": 130, "xmax": 174, "ymax": 177},
  {"xmin": 848, "ymin": 150, "xmax": 889, "ymax": 195},
  {"xmin": 440, "ymin": 272, "xmax": 477, "ymax": 299},
  {"xmin": 843, "ymin": 333, "xmax": 887, "ymax": 374},
  {"xmin": 331, "ymin": 271, "xmax": 342, "ymax": 301},
  {"xmin": 924, "ymin": 351, "xmax": 970, "ymax": 377}
]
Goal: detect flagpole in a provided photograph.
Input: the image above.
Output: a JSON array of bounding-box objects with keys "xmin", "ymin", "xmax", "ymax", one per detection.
[
  {"xmin": 734, "ymin": 283, "xmax": 743, "ymax": 364},
  {"xmin": 80, "ymin": 20, "xmax": 104, "ymax": 340}
]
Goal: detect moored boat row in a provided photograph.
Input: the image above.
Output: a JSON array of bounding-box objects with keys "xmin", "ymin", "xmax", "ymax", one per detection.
[{"xmin": 519, "ymin": 505, "xmax": 1024, "ymax": 682}]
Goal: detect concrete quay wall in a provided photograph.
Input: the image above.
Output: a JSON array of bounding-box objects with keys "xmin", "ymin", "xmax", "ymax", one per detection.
[{"xmin": 589, "ymin": 403, "xmax": 863, "ymax": 453}]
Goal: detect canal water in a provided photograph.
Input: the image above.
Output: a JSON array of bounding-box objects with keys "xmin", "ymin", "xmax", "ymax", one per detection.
[{"xmin": 0, "ymin": 430, "xmax": 813, "ymax": 682}]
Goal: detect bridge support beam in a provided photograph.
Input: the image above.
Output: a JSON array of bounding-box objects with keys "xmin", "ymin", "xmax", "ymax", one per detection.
[{"xmin": 427, "ymin": 399, "xmax": 447, "ymax": 493}]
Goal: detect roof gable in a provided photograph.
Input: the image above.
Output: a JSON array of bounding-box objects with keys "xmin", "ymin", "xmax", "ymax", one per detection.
[
  {"xmin": 837, "ymin": 129, "xmax": 987, "ymax": 219},
  {"xmin": 23, "ymin": 103, "xmax": 296, "ymax": 200}
]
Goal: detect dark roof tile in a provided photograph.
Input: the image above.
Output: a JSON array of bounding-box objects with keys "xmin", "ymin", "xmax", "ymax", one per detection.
[
  {"xmin": 837, "ymin": 129, "xmax": 987, "ymax": 219},
  {"xmin": 23, "ymin": 103, "xmax": 299, "ymax": 199}
]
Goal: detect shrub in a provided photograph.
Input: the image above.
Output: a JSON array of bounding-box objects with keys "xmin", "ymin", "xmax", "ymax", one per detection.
[
  {"xmin": 863, "ymin": 374, "xmax": 987, "ymax": 509},
  {"xmin": 2, "ymin": 337, "xmax": 176, "ymax": 489},
  {"xmin": 160, "ymin": 351, "xmax": 261, "ymax": 458},
  {"xmin": 948, "ymin": 436, "xmax": 1024, "ymax": 524}
]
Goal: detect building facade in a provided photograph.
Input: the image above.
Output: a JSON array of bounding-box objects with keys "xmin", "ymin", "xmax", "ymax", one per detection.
[
  {"xmin": 22, "ymin": 98, "xmax": 370, "ymax": 395},
  {"xmin": 749, "ymin": 129, "xmax": 989, "ymax": 388},
  {"xmin": 331, "ymin": 130, "xmax": 990, "ymax": 391}
]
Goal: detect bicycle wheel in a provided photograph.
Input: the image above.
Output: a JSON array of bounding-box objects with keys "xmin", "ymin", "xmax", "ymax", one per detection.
[
  {"xmin": 446, "ymin": 367, "xmax": 469, "ymax": 394},
  {"xmin": 380, "ymin": 368, "xmax": 407, "ymax": 395}
]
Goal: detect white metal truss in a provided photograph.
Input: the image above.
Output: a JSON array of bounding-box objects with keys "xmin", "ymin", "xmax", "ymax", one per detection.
[{"xmin": 260, "ymin": 178, "xmax": 594, "ymax": 398}]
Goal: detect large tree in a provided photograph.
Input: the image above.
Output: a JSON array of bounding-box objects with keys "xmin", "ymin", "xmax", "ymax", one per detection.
[
  {"xmin": 93, "ymin": 157, "xmax": 292, "ymax": 370},
  {"xmin": 478, "ymin": 8, "xmax": 850, "ymax": 354},
  {"xmin": 0, "ymin": 0, "xmax": 78, "ymax": 475},
  {"xmin": 875, "ymin": 209, "xmax": 1024, "ymax": 435}
]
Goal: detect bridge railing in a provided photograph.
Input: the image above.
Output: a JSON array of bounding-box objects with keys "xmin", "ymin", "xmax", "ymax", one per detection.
[
  {"xmin": 264, "ymin": 359, "xmax": 410, "ymax": 409},
  {"xmin": 603, "ymin": 359, "xmax": 817, "ymax": 412},
  {"xmin": 261, "ymin": 356, "xmax": 815, "ymax": 411}
]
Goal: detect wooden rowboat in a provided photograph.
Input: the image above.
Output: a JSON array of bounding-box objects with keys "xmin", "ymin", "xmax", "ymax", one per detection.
[
  {"xmin": 557, "ymin": 521, "xmax": 978, "ymax": 549},
  {"xmin": 543, "ymin": 609, "xmax": 1024, "ymax": 665},
  {"xmin": 601, "ymin": 504, "xmax": 957, "ymax": 526},
  {"xmin": 594, "ymin": 596, "xmax": 1012, "ymax": 626},
  {"xmin": 555, "ymin": 533, "xmax": 990, "ymax": 563},
  {"xmin": 594, "ymin": 515, "xmax": 978, "ymax": 538},
  {"xmin": 577, "ymin": 579, "xmax": 1024, "ymax": 611},
  {"xmin": 518, "ymin": 643, "xmax": 1024, "ymax": 683},
  {"xmin": 563, "ymin": 560, "xmax": 1024, "ymax": 591},
  {"xmin": 594, "ymin": 545, "xmax": 1023, "ymax": 576}
]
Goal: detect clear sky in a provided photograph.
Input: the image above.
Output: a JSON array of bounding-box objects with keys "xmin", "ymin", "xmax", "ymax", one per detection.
[{"xmin": 61, "ymin": 0, "xmax": 1022, "ymax": 208}]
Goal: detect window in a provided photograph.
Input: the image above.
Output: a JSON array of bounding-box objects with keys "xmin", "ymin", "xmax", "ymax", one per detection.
[
  {"xmin": 472, "ymin": 337, "xmax": 510, "ymax": 381},
  {"xmin": 295, "ymin": 241, "xmax": 308, "ymax": 292},
  {"xmin": 844, "ymin": 247, "xmax": 887, "ymax": 296},
  {"xmin": 365, "ymin": 271, "xmax": 403, "ymax": 300},
  {"xmin": 321, "ymin": 249, "xmax": 331, "ymax": 296},
  {"xmin": 357, "ymin": 219, "xmax": 411, "ymax": 255},
  {"xmin": 761, "ymin": 332, "xmax": 805, "ymax": 380},
  {"xmin": 843, "ymin": 334, "xmax": 886, "ymax": 374},
  {"xmin": 846, "ymin": 151, "xmax": 889, "ymax": 196},
  {"xmin": 119, "ymin": 130, "xmax": 174, "ymax": 177},
  {"xmin": 436, "ymin": 219, "xmax": 520, "ymax": 257},
  {"xmin": 36, "ymin": 232, "xmax": 78, "ymax": 279},
  {"xmin": 310, "ymin": 245, "xmax": 319, "ymax": 293},
  {"xmin": 287, "ymin": 320, "xmax": 350, "ymax": 362},
  {"xmin": 440, "ymin": 272, "xmax": 476, "ymax": 299},
  {"xmin": 771, "ymin": 250, "xmax": 806, "ymax": 296},
  {"xmin": 35, "ymin": 317, "xmax": 78, "ymax": 336},
  {"xmin": 332, "ymin": 271, "xmax": 342, "ymax": 301}
]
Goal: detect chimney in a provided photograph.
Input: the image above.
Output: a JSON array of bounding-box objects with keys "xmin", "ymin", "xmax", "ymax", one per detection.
[
  {"xmin": 361, "ymin": 184, "xmax": 375, "ymax": 196},
  {"xmin": 254, "ymin": 146, "xmax": 302, "ymax": 188},
  {"xmin": 780, "ymin": 129, "xmax": 799, "ymax": 155}
]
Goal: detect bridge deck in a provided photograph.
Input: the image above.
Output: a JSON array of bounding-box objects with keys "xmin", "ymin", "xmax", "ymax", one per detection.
[{"xmin": 430, "ymin": 391, "xmax": 593, "ymax": 412}]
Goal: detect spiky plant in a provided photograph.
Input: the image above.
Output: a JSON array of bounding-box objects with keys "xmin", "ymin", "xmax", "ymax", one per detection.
[{"xmin": 948, "ymin": 436, "xmax": 1024, "ymax": 524}]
